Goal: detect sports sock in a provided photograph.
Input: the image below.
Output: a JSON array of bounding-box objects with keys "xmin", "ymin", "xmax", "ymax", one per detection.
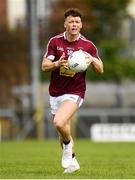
[{"xmin": 63, "ymin": 140, "xmax": 70, "ymax": 145}]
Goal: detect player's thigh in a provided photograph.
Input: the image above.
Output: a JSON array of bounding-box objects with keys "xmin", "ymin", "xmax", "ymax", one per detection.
[{"xmin": 54, "ymin": 100, "xmax": 78, "ymax": 125}]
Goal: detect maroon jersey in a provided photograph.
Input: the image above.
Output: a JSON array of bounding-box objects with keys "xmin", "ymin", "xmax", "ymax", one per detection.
[{"xmin": 44, "ymin": 32, "xmax": 100, "ymax": 98}]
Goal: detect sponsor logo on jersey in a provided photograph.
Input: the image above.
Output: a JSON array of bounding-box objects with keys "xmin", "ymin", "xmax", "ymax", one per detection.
[{"xmin": 57, "ymin": 46, "xmax": 64, "ymax": 51}]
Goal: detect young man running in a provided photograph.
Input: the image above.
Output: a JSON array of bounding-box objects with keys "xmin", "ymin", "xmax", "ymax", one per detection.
[{"xmin": 42, "ymin": 8, "xmax": 103, "ymax": 173}]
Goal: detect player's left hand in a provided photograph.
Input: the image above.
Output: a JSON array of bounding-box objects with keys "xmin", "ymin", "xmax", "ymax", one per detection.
[{"xmin": 86, "ymin": 55, "xmax": 94, "ymax": 65}]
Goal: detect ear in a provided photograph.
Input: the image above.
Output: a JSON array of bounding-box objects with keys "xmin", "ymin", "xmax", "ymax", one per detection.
[
  {"xmin": 64, "ymin": 22, "xmax": 66, "ymax": 28},
  {"xmin": 80, "ymin": 22, "xmax": 82, "ymax": 29}
]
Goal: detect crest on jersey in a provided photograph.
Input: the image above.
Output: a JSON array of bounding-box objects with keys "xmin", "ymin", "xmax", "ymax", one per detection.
[{"xmin": 67, "ymin": 48, "xmax": 74, "ymax": 57}]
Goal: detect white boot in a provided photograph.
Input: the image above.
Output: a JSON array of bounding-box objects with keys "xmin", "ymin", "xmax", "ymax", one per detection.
[{"xmin": 64, "ymin": 157, "xmax": 80, "ymax": 173}]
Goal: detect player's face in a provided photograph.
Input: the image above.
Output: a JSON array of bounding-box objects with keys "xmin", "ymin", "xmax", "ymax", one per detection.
[{"xmin": 64, "ymin": 16, "xmax": 82, "ymax": 36}]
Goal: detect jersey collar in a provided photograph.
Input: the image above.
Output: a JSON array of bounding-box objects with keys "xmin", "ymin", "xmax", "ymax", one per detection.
[{"xmin": 64, "ymin": 32, "xmax": 80, "ymax": 42}]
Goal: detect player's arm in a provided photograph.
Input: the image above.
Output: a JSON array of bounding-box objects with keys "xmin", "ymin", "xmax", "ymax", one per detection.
[
  {"xmin": 88, "ymin": 45, "xmax": 104, "ymax": 74},
  {"xmin": 42, "ymin": 58, "xmax": 60, "ymax": 71},
  {"xmin": 42, "ymin": 53, "xmax": 68, "ymax": 72},
  {"xmin": 91, "ymin": 57, "xmax": 104, "ymax": 74}
]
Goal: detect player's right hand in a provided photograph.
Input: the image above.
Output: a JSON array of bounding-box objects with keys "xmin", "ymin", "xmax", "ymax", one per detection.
[{"xmin": 58, "ymin": 52, "xmax": 69, "ymax": 69}]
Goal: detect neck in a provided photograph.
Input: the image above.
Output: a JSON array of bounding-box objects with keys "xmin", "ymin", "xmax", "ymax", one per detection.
[{"xmin": 65, "ymin": 32, "xmax": 80, "ymax": 42}]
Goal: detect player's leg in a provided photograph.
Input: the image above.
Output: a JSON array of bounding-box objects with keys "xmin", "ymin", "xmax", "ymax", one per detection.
[
  {"xmin": 50, "ymin": 95, "xmax": 82, "ymax": 172},
  {"xmin": 53, "ymin": 99, "xmax": 77, "ymax": 142},
  {"xmin": 53, "ymin": 100, "xmax": 78, "ymax": 168},
  {"xmin": 59, "ymin": 123, "xmax": 80, "ymax": 173},
  {"xmin": 59, "ymin": 125, "xmax": 80, "ymax": 173},
  {"xmin": 58, "ymin": 119, "xmax": 74, "ymax": 148},
  {"xmin": 59, "ymin": 132, "xmax": 75, "ymax": 158}
]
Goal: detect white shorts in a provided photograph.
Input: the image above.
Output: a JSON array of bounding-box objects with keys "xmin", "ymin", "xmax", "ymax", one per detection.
[{"xmin": 50, "ymin": 94, "xmax": 84, "ymax": 115}]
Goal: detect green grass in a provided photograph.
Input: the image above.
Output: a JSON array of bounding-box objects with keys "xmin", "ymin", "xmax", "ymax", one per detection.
[{"xmin": 0, "ymin": 139, "xmax": 135, "ymax": 179}]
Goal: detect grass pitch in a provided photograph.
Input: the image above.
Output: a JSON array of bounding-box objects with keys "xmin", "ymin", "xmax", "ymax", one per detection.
[{"xmin": 0, "ymin": 139, "xmax": 135, "ymax": 179}]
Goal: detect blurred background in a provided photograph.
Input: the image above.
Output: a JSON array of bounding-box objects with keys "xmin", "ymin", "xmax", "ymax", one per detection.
[{"xmin": 0, "ymin": 0, "xmax": 135, "ymax": 141}]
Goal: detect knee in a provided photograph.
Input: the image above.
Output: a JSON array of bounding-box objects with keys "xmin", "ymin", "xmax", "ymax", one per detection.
[{"xmin": 53, "ymin": 118, "xmax": 65, "ymax": 130}]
